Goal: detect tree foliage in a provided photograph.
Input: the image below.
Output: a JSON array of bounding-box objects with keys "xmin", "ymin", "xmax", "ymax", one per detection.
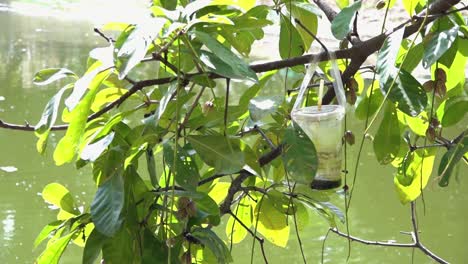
[{"xmin": 2, "ymin": 0, "xmax": 466, "ymax": 263}]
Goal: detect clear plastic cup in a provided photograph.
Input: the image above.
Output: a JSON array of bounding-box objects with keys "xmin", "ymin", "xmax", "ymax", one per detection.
[{"xmin": 291, "ymin": 105, "xmax": 345, "ymax": 189}]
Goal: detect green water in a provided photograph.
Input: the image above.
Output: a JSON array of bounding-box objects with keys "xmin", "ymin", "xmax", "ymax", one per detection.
[{"xmin": 0, "ymin": 5, "xmax": 467, "ymax": 264}]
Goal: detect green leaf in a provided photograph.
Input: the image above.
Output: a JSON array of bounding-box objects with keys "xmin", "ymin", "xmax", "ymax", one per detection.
[
  {"xmin": 335, "ymin": 0, "xmax": 349, "ymax": 9},
  {"xmin": 189, "ymin": 192, "xmax": 221, "ymax": 226},
  {"xmin": 331, "ymin": 0, "xmax": 362, "ymax": 40},
  {"xmin": 226, "ymin": 197, "xmax": 253, "ymax": 244},
  {"xmin": 254, "ymin": 196, "xmax": 290, "ymax": 247},
  {"xmin": 397, "ymin": 40, "xmax": 424, "ymax": 73},
  {"xmin": 42, "ymin": 183, "xmax": 79, "ymax": 215},
  {"xmin": 65, "ymin": 62, "xmax": 102, "ymax": 111},
  {"xmin": 423, "ymin": 26, "xmax": 459, "ymax": 68},
  {"xmin": 354, "ymin": 81, "xmax": 383, "ymax": 120},
  {"xmin": 34, "ymin": 220, "xmax": 63, "ymax": 249},
  {"xmin": 438, "ymin": 135, "xmax": 468, "ymax": 187},
  {"xmin": 432, "ymin": 38, "xmax": 467, "ymax": 98},
  {"xmin": 33, "ymin": 68, "xmax": 77, "ymax": 86},
  {"xmin": 145, "ymin": 147, "xmax": 158, "ymax": 188},
  {"xmin": 102, "ymin": 227, "xmax": 139, "ymax": 264},
  {"xmin": 81, "ymin": 132, "xmax": 115, "ymax": 162},
  {"xmin": 248, "ymin": 95, "xmax": 283, "ymax": 121},
  {"xmin": 239, "ymin": 70, "xmax": 277, "ymax": 109},
  {"xmin": 191, "ymin": 227, "xmax": 233, "ymax": 264},
  {"xmin": 91, "ymin": 170, "xmax": 125, "ymax": 237},
  {"xmin": 401, "ymin": 0, "xmax": 424, "ymax": 16},
  {"xmin": 279, "ymin": 14, "xmax": 304, "ymax": 59},
  {"xmin": 36, "ymin": 231, "xmax": 76, "ymax": 264},
  {"xmin": 114, "ymin": 18, "xmax": 167, "ymax": 79},
  {"xmin": 163, "ymin": 142, "xmax": 200, "ymax": 191},
  {"xmin": 387, "ymin": 70, "xmax": 427, "ymax": 117},
  {"xmin": 373, "ymin": 103, "xmax": 400, "ymax": 164},
  {"xmin": 377, "ymin": 28, "xmax": 404, "ymax": 89},
  {"xmin": 394, "ymin": 149, "xmax": 436, "ymax": 203},
  {"xmin": 141, "ymin": 228, "xmax": 169, "ymax": 264},
  {"xmin": 282, "ymin": 123, "xmax": 318, "ymax": 185},
  {"xmin": 144, "ymin": 82, "xmax": 178, "ymax": 128},
  {"xmin": 91, "ymin": 87, "xmax": 139, "ymax": 113},
  {"xmin": 35, "ymin": 84, "xmax": 72, "ymax": 154},
  {"xmin": 53, "ymin": 69, "xmax": 111, "ymax": 165},
  {"xmin": 289, "ymin": 2, "xmax": 320, "ymax": 49},
  {"xmin": 187, "ymin": 135, "xmax": 244, "ymax": 174},
  {"xmin": 82, "ymin": 229, "xmax": 107, "ymax": 264},
  {"xmin": 436, "ymin": 96, "xmax": 468, "ymax": 127},
  {"xmin": 195, "ymin": 31, "xmax": 258, "ymax": 82},
  {"xmin": 405, "ymin": 111, "xmax": 429, "ymax": 136}
]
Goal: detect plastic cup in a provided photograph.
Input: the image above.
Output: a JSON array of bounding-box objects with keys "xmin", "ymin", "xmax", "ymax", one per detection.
[{"xmin": 291, "ymin": 105, "xmax": 345, "ymax": 189}]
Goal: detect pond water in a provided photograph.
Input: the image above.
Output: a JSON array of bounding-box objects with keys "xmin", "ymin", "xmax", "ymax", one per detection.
[{"xmin": 0, "ymin": 3, "xmax": 467, "ymax": 264}]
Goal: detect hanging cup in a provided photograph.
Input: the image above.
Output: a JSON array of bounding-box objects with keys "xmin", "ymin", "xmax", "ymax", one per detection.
[
  {"xmin": 291, "ymin": 105, "xmax": 345, "ymax": 189},
  {"xmin": 290, "ymin": 51, "xmax": 346, "ymax": 190}
]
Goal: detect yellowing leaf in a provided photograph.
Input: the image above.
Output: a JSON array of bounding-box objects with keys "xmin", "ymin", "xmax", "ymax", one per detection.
[
  {"xmin": 226, "ymin": 197, "xmax": 253, "ymax": 244},
  {"xmin": 394, "ymin": 150, "xmax": 436, "ymax": 204},
  {"xmin": 207, "ymin": 182, "xmax": 231, "ymax": 204},
  {"xmin": 405, "ymin": 111, "xmax": 428, "ymax": 136},
  {"xmin": 254, "ymin": 196, "xmax": 290, "ymax": 247}
]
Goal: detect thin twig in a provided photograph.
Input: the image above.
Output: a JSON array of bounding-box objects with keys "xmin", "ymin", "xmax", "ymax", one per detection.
[
  {"xmin": 228, "ymin": 211, "xmax": 269, "ymax": 264},
  {"xmin": 294, "ymin": 19, "xmax": 328, "ymax": 52}
]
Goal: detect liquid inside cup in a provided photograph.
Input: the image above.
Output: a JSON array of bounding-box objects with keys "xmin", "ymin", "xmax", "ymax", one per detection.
[{"xmin": 291, "ymin": 105, "xmax": 345, "ymax": 188}]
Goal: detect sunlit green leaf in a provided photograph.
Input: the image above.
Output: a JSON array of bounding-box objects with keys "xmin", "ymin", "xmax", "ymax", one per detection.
[
  {"xmin": 377, "ymin": 28, "xmax": 403, "ymax": 87},
  {"xmin": 289, "ymin": 2, "xmax": 320, "ymax": 50},
  {"xmin": 91, "ymin": 170, "xmax": 124, "ymax": 237},
  {"xmin": 436, "ymin": 96, "xmax": 468, "ymax": 127},
  {"xmin": 401, "ymin": 0, "xmax": 424, "ymax": 16},
  {"xmin": 226, "ymin": 197, "xmax": 253, "ymax": 244},
  {"xmin": 81, "ymin": 132, "xmax": 115, "ymax": 162},
  {"xmin": 35, "ymin": 84, "xmax": 72, "ymax": 154},
  {"xmin": 91, "ymin": 87, "xmax": 139, "ymax": 112},
  {"xmin": 195, "ymin": 31, "xmax": 258, "ymax": 82},
  {"xmin": 331, "ymin": 0, "xmax": 361, "ymax": 40},
  {"xmin": 335, "ymin": 0, "xmax": 349, "ymax": 9},
  {"xmin": 188, "ymin": 135, "xmax": 244, "ymax": 174},
  {"xmin": 423, "ymin": 26, "xmax": 459, "ymax": 68},
  {"xmin": 114, "ymin": 17, "xmax": 167, "ymax": 79},
  {"xmin": 373, "ymin": 103, "xmax": 400, "ymax": 164},
  {"xmin": 394, "ymin": 149, "xmax": 436, "ymax": 203},
  {"xmin": 34, "ymin": 220, "xmax": 63, "ymax": 249},
  {"xmin": 206, "ymin": 181, "xmax": 230, "ymax": 204},
  {"xmin": 53, "ymin": 69, "xmax": 111, "ymax": 165},
  {"xmin": 254, "ymin": 196, "xmax": 290, "ymax": 247},
  {"xmin": 33, "ymin": 68, "xmax": 77, "ymax": 86},
  {"xmin": 42, "ymin": 183, "xmax": 79, "ymax": 215},
  {"xmin": 279, "ymin": 14, "xmax": 304, "ymax": 59},
  {"xmin": 405, "ymin": 111, "xmax": 428, "ymax": 136},
  {"xmin": 36, "ymin": 231, "xmax": 76, "ymax": 264}
]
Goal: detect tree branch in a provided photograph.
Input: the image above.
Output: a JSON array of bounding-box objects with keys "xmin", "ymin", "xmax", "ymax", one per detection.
[
  {"xmin": 322, "ymin": 0, "xmax": 461, "ymax": 104},
  {"xmin": 329, "ymin": 201, "xmax": 449, "ymax": 264}
]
